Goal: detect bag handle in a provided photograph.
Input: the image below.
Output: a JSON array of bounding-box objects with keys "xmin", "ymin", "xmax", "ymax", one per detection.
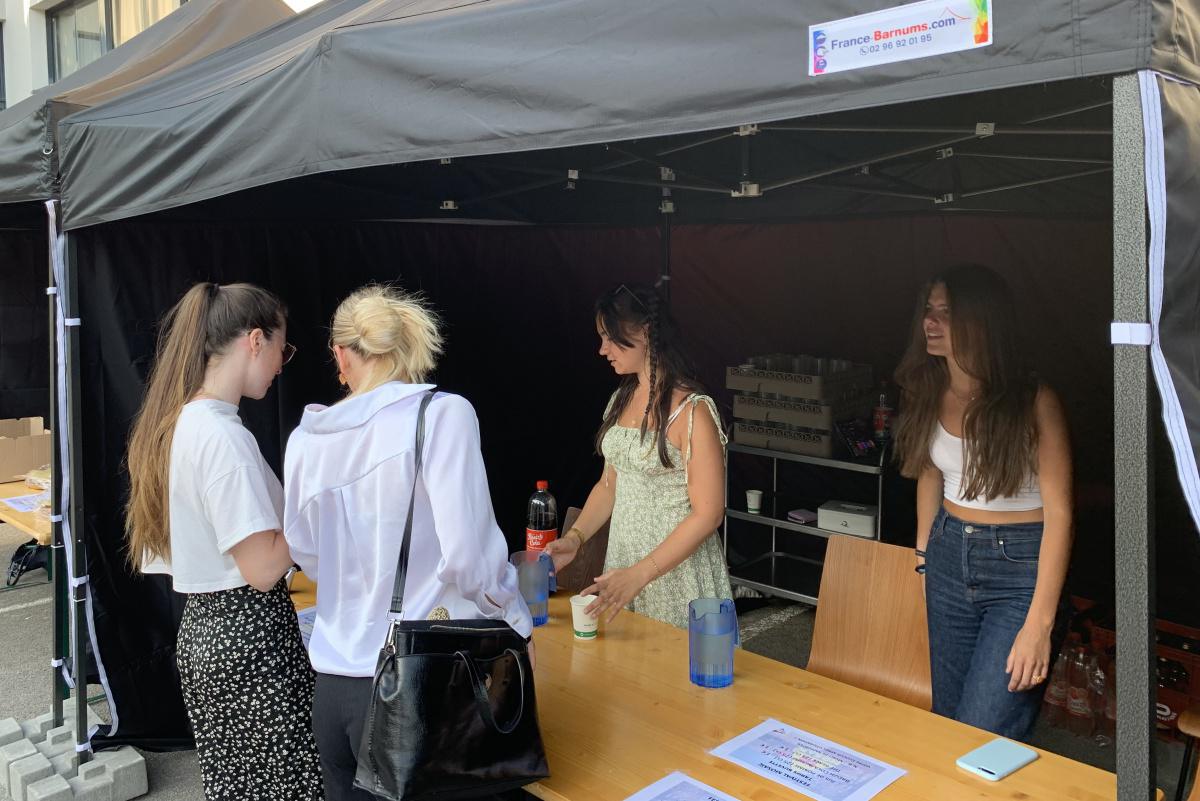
[
  {"xmin": 389, "ymin": 390, "xmax": 436, "ymax": 617},
  {"xmin": 456, "ymin": 649, "xmax": 526, "ymax": 735}
]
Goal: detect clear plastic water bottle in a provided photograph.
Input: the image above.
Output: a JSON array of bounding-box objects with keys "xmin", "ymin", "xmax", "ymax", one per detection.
[
  {"xmin": 526, "ymin": 481, "xmax": 558, "ymax": 592},
  {"xmin": 1066, "ymin": 644, "xmax": 1094, "ymax": 736},
  {"xmin": 1042, "ymin": 643, "xmax": 1071, "ymax": 727}
]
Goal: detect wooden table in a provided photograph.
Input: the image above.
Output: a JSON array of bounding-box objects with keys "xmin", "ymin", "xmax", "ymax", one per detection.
[
  {"xmin": 0, "ymin": 481, "xmax": 51, "ymax": 546},
  {"xmin": 528, "ymin": 595, "xmax": 1115, "ymax": 801}
]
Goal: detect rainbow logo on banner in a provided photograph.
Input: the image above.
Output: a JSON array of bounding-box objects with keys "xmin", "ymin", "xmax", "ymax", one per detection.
[{"xmin": 973, "ymin": 0, "xmax": 990, "ymax": 45}]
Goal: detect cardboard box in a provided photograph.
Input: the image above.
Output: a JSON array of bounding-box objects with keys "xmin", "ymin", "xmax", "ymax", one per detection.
[
  {"xmin": 817, "ymin": 500, "xmax": 878, "ymax": 538},
  {"xmin": 0, "ymin": 418, "xmax": 51, "ymax": 483},
  {"xmin": 733, "ymin": 421, "xmax": 834, "ymax": 458},
  {"xmin": 726, "ymin": 364, "xmax": 873, "ymax": 404},
  {"xmin": 733, "ymin": 394, "xmax": 872, "ymax": 431}
]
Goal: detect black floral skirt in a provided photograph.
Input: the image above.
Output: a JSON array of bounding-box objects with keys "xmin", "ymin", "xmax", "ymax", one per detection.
[{"xmin": 177, "ymin": 581, "xmax": 325, "ymax": 801}]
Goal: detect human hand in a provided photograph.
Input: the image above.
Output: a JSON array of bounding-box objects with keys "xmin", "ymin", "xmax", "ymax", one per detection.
[
  {"xmin": 1006, "ymin": 623, "xmax": 1052, "ymax": 692},
  {"xmin": 582, "ymin": 563, "xmax": 654, "ymax": 624},
  {"xmin": 543, "ymin": 533, "xmax": 581, "ymax": 573}
]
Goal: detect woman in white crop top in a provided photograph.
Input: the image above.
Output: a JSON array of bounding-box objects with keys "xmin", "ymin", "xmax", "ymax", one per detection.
[
  {"xmin": 893, "ymin": 265, "xmax": 1073, "ymax": 741},
  {"xmin": 124, "ymin": 282, "xmax": 322, "ymax": 800}
]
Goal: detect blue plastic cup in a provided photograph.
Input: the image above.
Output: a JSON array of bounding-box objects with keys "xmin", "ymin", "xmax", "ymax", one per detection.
[
  {"xmin": 688, "ymin": 598, "xmax": 738, "ymax": 688},
  {"xmin": 510, "ymin": 551, "xmax": 551, "ymax": 626}
]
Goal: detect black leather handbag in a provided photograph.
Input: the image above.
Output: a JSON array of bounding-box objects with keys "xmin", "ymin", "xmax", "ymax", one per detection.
[{"xmin": 354, "ymin": 391, "xmax": 550, "ymax": 801}]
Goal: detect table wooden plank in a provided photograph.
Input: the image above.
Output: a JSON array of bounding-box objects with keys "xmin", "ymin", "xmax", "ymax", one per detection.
[
  {"xmin": 528, "ymin": 595, "xmax": 1114, "ymax": 801},
  {"xmin": 0, "ymin": 481, "xmax": 51, "ymax": 546}
]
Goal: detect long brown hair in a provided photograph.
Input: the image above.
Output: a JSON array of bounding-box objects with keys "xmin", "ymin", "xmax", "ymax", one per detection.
[
  {"xmin": 893, "ymin": 265, "xmax": 1038, "ymax": 500},
  {"xmin": 594, "ymin": 284, "xmax": 706, "ymax": 468},
  {"xmin": 124, "ymin": 282, "xmax": 286, "ymax": 570}
]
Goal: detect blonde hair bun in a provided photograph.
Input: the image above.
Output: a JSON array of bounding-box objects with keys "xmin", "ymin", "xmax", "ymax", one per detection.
[{"xmin": 332, "ymin": 285, "xmax": 444, "ymax": 391}]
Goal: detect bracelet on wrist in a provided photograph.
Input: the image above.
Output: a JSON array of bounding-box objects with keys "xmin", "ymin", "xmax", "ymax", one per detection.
[
  {"xmin": 645, "ymin": 554, "xmax": 662, "ymax": 579},
  {"xmin": 914, "ymin": 548, "xmax": 927, "ymax": 558},
  {"xmin": 565, "ymin": 527, "xmax": 585, "ymax": 545}
]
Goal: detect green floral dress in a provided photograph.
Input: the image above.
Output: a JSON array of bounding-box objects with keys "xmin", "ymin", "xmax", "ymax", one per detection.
[{"xmin": 601, "ymin": 392, "xmax": 733, "ymax": 629}]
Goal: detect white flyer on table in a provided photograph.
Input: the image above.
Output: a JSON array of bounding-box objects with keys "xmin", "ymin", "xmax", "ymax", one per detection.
[
  {"xmin": 711, "ymin": 719, "xmax": 905, "ymax": 801},
  {"xmin": 0, "ymin": 492, "xmax": 47, "ymax": 514},
  {"xmin": 297, "ymin": 607, "xmax": 316, "ymax": 649},
  {"xmin": 623, "ymin": 772, "xmax": 742, "ymax": 801}
]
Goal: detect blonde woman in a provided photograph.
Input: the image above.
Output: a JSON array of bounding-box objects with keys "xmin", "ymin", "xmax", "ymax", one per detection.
[
  {"xmin": 283, "ymin": 285, "xmax": 533, "ymax": 801},
  {"xmin": 124, "ymin": 282, "xmax": 323, "ymax": 800}
]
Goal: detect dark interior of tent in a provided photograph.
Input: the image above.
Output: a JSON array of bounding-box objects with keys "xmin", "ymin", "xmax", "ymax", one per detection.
[{"xmin": 4, "ymin": 74, "xmax": 1199, "ymax": 746}]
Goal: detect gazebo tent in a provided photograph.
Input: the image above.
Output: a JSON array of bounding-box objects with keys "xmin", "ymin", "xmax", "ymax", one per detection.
[
  {"xmin": 0, "ymin": 0, "xmax": 293, "ymax": 756},
  {"xmin": 0, "ymin": 0, "xmax": 294, "ymax": 420},
  {"xmin": 47, "ymin": 0, "xmax": 1200, "ymax": 795}
]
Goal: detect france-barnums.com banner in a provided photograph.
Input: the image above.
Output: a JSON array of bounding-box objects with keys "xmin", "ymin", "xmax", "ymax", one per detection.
[{"xmin": 810, "ymin": 0, "xmax": 992, "ymax": 77}]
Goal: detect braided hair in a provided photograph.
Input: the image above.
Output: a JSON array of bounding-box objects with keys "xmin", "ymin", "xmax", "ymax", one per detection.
[{"xmin": 595, "ymin": 284, "xmax": 704, "ymax": 468}]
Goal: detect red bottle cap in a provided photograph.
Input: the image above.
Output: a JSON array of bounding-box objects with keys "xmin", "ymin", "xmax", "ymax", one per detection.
[{"xmin": 536, "ymin": 480, "xmax": 549, "ymax": 490}]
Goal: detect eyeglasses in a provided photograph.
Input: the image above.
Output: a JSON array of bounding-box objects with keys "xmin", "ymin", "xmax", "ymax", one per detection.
[{"xmin": 282, "ymin": 342, "xmax": 297, "ymax": 366}]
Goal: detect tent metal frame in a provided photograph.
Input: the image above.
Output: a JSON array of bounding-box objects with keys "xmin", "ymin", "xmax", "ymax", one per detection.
[{"xmin": 1112, "ymin": 72, "xmax": 1155, "ymax": 801}]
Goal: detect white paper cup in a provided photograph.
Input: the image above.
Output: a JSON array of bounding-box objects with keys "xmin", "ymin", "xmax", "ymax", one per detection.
[
  {"xmin": 570, "ymin": 594, "xmax": 599, "ymax": 640},
  {"xmin": 746, "ymin": 489, "xmax": 764, "ymax": 514}
]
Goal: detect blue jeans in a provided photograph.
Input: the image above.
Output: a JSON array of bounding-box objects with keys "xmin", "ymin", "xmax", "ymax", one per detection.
[{"xmin": 925, "ymin": 507, "xmax": 1055, "ymax": 740}]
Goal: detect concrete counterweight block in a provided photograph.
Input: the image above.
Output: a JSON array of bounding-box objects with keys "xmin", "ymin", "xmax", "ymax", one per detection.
[
  {"xmin": 0, "ymin": 718, "xmax": 24, "ymax": 748},
  {"xmin": 0, "ymin": 738, "xmax": 39, "ymax": 792},
  {"xmin": 36, "ymin": 726, "xmax": 75, "ymax": 759},
  {"xmin": 25, "ymin": 774, "xmax": 73, "ymax": 801},
  {"xmin": 10, "ymin": 752, "xmax": 54, "ymax": 801}
]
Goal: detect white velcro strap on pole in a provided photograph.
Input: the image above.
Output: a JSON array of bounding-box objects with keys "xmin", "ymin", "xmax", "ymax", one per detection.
[
  {"xmin": 74, "ymin": 741, "xmax": 92, "ymax": 753},
  {"xmin": 70, "ymin": 574, "xmax": 89, "ymax": 588},
  {"xmin": 46, "ymin": 287, "xmax": 58, "ymax": 295},
  {"xmin": 1110, "ymin": 321, "xmax": 1153, "ymax": 346},
  {"xmin": 64, "ymin": 318, "xmax": 81, "ymax": 327},
  {"xmin": 50, "ymin": 514, "xmax": 63, "ymax": 522},
  {"xmin": 51, "ymin": 658, "xmax": 64, "ymax": 668}
]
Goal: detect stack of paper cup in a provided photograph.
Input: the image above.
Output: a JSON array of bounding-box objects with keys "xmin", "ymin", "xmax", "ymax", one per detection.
[{"xmin": 570, "ymin": 594, "xmax": 599, "ymax": 640}]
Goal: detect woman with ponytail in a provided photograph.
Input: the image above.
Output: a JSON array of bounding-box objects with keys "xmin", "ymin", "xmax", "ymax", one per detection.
[
  {"xmin": 124, "ymin": 282, "xmax": 323, "ymax": 800},
  {"xmin": 282, "ymin": 284, "xmax": 532, "ymax": 801},
  {"xmin": 544, "ymin": 283, "xmax": 731, "ymax": 629}
]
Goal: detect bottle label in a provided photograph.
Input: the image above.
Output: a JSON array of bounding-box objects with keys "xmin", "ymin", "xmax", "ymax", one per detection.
[
  {"xmin": 1067, "ymin": 687, "xmax": 1091, "ymax": 717},
  {"xmin": 526, "ymin": 528, "xmax": 557, "ymax": 551},
  {"xmin": 1045, "ymin": 682, "xmax": 1068, "ymax": 706}
]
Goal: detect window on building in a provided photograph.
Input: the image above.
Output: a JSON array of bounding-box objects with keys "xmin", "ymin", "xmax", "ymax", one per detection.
[{"xmin": 48, "ymin": 0, "xmax": 181, "ymax": 82}]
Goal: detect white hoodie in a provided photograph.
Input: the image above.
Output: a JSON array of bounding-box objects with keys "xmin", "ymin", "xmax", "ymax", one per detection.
[{"xmin": 283, "ymin": 381, "xmax": 532, "ymax": 677}]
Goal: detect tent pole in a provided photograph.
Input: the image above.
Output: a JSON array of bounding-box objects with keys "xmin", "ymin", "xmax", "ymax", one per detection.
[
  {"xmin": 62, "ymin": 230, "xmax": 91, "ymax": 765},
  {"xmin": 47, "ymin": 211, "xmax": 68, "ymax": 730},
  {"xmin": 763, "ymin": 123, "xmax": 1109, "ymax": 136},
  {"xmin": 1111, "ymin": 72, "xmax": 1155, "ymax": 801},
  {"xmin": 958, "ymin": 167, "xmax": 1112, "ymax": 199}
]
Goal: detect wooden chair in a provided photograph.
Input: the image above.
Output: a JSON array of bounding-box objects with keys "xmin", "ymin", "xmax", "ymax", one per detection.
[
  {"xmin": 554, "ymin": 506, "xmax": 610, "ymax": 594},
  {"xmin": 807, "ymin": 534, "xmax": 933, "ymax": 710},
  {"xmin": 1177, "ymin": 703, "xmax": 1200, "ymax": 801}
]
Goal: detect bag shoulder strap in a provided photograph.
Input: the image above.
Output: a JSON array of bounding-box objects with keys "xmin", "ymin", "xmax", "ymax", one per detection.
[{"xmin": 389, "ymin": 390, "xmax": 436, "ymax": 616}]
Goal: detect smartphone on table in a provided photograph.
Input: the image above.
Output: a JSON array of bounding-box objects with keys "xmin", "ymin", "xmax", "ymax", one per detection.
[{"xmin": 956, "ymin": 738, "xmax": 1038, "ymax": 781}]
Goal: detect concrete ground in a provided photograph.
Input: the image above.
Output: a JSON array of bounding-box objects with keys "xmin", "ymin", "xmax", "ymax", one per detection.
[{"xmin": 0, "ymin": 523, "xmax": 1189, "ymax": 799}]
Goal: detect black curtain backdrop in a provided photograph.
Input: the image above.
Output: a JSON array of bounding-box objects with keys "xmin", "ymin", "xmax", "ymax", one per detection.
[
  {"xmin": 0, "ymin": 226, "xmax": 49, "ymax": 420},
  {"xmin": 72, "ymin": 214, "xmax": 1199, "ymax": 747}
]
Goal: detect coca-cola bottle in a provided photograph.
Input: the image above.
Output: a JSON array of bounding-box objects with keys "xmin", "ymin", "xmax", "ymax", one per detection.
[
  {"xmin": 1042, "ymin": 645, "xmax": 1070, "ymax": 727},
  {"xmin": 1088, "ymin": 651, "xmax": 1111, "ymax": 746},
  {"xmin": 526, "ymin": 481, "xmax": 558, "ymax": 592},
  {"xmin": 1066, "ymin": 642, "xmax": 1094, "ymax": 736},
  {"xmin": 1098, "ymin": 653, "xmax": 1117, "ymax": 745}
]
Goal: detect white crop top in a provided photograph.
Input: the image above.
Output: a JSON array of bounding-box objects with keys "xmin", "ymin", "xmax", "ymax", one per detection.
[{"xmin": 929, "ymin": 423, "xmax": 1042, "ymax": 512}]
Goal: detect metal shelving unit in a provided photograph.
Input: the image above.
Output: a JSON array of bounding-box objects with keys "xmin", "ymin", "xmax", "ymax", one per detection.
[{"xmin": 724, "ymin": 441, "xmax": 887, "ymax": 605}]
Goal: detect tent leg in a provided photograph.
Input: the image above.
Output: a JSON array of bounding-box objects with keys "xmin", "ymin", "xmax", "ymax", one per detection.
[
  {"xmin": 47, "ymin": 221, "xmax": 69, "ymax": 729},
  {"xmin": 62, "ymin": 231, "xmax": 91, "ymax": 765},
  {"xmin": 1112, "ymin": 72, "xmax": 1155, "ymax": 801},
  {"xmin": 659, "ymin": 200, "xmax": 672, "ymax": 302}
]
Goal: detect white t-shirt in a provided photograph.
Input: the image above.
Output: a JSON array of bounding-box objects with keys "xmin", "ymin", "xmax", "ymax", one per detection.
[{"xmin": 143, "ymin": 399, "xmax": 284, "ymax": 593}]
